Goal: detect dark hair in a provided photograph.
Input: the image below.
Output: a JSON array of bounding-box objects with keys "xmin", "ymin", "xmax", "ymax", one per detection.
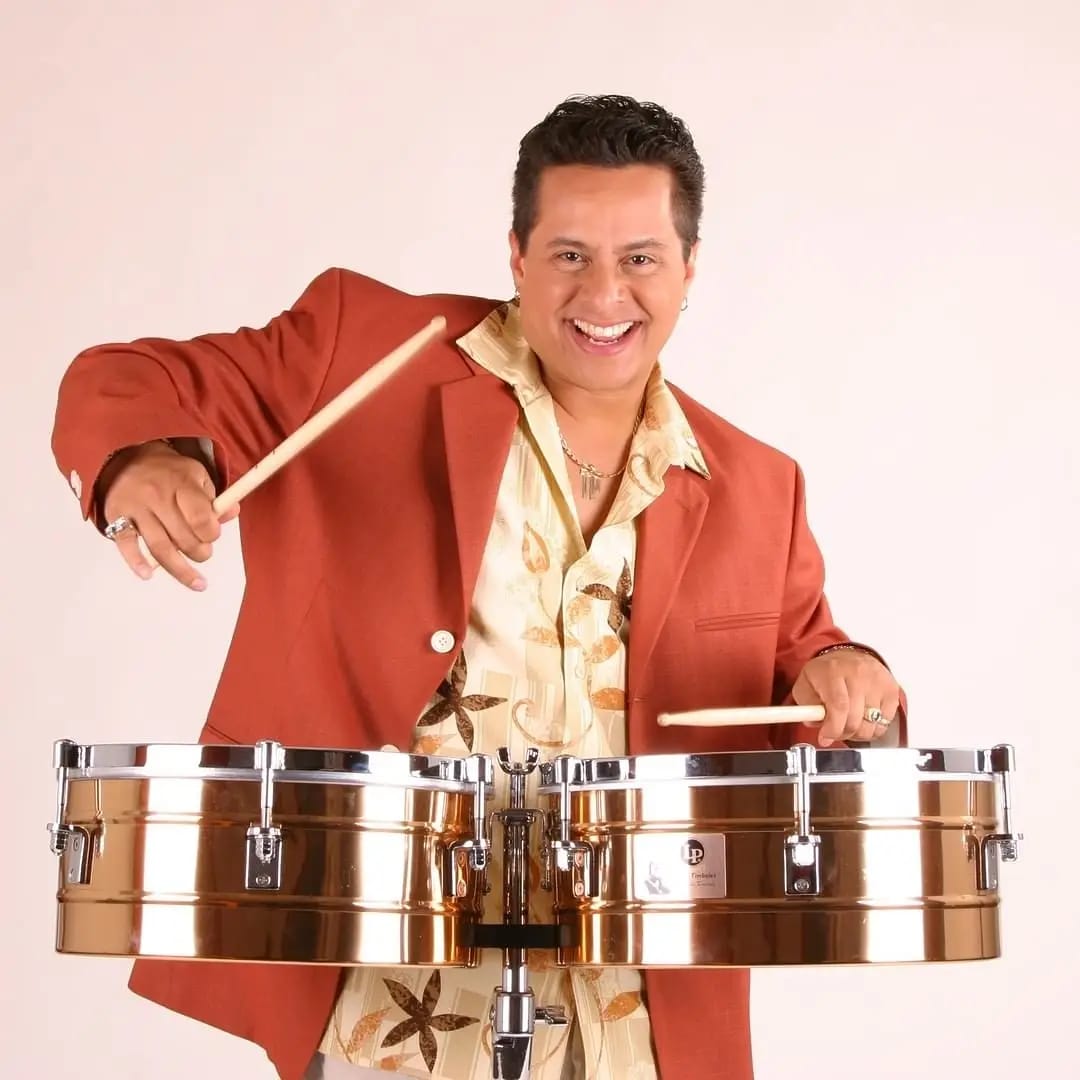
[{"xmin": 512, "ymin": 94, "xmax": 705, "ymax": 260}]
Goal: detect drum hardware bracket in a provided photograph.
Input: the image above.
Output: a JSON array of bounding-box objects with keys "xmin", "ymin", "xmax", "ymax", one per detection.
[
  {"xmin": 492, "ymin": 988, "xmax": 568, "ymax": 1080},
  {"xmin": 50, "ymin": 823, "xmax": 93, "ymax": 886},
  {"xmin": 447, "ymin": 753, "xmax": 495, "ymax": 898},
  {"xmin": 980, "ymin": 743, "xmax": 1023, "ymax": 891},
  {"xmin": 544, "ymin": 754, "xmax": 598, "ymax": 898},
  {"xmin": 784, "ymin": 743, "xmax": 822, "ymax": 897},
  {"xmin": 47, "ymin": 739, "xmax": 94, "ymax": 886},
  {"xmin": 245, "ymin": 739, "xmax": 286, "ymax": 891},
  {"xmin": 489, "ymin": 747, "xmax": 569, "ymax": 1080}
]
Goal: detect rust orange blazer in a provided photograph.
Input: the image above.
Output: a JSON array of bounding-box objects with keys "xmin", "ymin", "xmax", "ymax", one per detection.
[{"xmin": 52, "ymin": 268, "xmax": 905, "ymax": 1079}]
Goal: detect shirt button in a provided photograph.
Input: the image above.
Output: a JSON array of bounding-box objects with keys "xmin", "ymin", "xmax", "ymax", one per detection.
[{"xmin": 430, "ymin": 630, "xmax": 456, "ymax": 654}]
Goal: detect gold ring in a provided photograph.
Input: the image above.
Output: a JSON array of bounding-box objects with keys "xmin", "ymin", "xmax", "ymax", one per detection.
[{"xmin": 863, "ymin": 707, "xmax": 890, "ymax": 726}]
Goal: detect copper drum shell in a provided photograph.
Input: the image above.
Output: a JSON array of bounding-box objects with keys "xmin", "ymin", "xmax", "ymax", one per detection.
[
  {"xmin": 53, "ymin": 749, "xmax": 488, "ymax": 966},
  {"xmin": 541, "ymin": 752, "xmax": 1007, "ymax": 967}
]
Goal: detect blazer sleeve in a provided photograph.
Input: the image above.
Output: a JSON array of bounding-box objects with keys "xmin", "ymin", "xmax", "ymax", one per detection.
[
  {"xmin": 51, "ymin": 267, "xmax": 344, "ymax": 525},
  {"xmin": 771, "ymin": 462, "xmax": 909, "ymax": 746}
]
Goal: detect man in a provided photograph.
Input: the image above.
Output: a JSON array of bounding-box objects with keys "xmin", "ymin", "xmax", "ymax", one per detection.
[{"xmin": 52, "ymin": 95, "xmax": 905, "ymax": 1080}]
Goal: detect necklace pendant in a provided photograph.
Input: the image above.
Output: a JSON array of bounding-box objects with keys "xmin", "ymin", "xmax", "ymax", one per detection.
[{"xmin": 580, "ymin": 466, "xmax": 601, "ymax": 500}]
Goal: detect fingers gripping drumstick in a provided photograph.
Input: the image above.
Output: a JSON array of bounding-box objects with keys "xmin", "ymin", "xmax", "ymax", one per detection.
[
  {"xmin": 656, "ymin": 705, "xmax": 827, "ymax": 728},
  {"xmin": 139, "ymin": 315, "xmax": 447, "ymax": 568}
]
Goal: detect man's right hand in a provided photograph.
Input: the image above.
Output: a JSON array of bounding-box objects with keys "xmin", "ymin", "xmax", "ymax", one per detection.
[{"xmin": 98, "ymin": 440, "xmax": 238, "ymax": 590}]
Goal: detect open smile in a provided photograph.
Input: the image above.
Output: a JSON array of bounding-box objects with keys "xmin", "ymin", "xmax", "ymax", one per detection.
[{"xmin": 566, "ymin": 318, "xmax": 643, "ymax": 354}]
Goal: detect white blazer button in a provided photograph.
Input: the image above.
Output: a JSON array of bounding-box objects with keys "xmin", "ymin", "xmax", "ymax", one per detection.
[{"xmin": 430, "ymin": 630, "xmax": 456, "ymax": 654}]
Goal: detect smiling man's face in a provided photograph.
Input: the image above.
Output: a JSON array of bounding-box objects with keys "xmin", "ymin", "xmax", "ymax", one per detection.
[{"xmin": 510, "ymin": 163, "xmax": 696, "ymax": 399}]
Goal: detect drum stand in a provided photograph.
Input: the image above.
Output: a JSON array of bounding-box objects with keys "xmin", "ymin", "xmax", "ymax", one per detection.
[{"xmin": 479, "ymin": 748, "xmax": 569, "ymax": 1080}]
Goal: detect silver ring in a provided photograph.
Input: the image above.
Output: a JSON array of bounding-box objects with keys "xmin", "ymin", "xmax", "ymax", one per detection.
[
  {"xmin": 104, "ymin": 515, "xmax": 135, "ymax": 541},
  {"xmin": 863, "ymin": 707, "xmax": 890, "ymax": 727}
]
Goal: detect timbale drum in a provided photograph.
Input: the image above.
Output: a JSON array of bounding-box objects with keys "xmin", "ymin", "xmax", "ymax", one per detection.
[
  {"xmin": 47, "ymin": 739, "xmax": 494, "ymax": 966},
  {"xmin": 537, "ymin": 743, "xmax": 1021, "ymax": 966}
]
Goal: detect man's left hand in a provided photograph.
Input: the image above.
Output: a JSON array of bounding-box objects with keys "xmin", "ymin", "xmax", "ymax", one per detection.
[{"xmin": 791, "ymin": 648, "xmax": 902, "ymax": 747}]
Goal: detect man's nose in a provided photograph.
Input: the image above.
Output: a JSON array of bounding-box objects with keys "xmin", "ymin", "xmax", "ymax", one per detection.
[{"xmin": 576, "ymin": 263, "xmax": 628, "ymax": 314}]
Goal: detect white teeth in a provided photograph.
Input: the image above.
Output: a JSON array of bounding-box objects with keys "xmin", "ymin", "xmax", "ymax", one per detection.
[{"xmin": 573, "ymin": 319, "xmax": 634, "ymax": 341}]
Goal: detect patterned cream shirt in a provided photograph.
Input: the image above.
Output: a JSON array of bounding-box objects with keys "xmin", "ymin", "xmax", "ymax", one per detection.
[{"xmin": 318, "ymin": 301, "xmax": 710, "ymax": 1078}]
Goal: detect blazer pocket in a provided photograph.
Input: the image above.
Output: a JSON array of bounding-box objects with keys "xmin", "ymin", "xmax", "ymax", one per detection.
[{"xmin": 695, "ymin": 611, "xmax": 780, "ymax": 632}]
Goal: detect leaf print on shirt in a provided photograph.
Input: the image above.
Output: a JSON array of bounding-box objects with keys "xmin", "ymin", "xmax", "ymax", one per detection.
[
  {"xmin": 600, "ymin": 990, "xmax": 643, "ymax": 1022},
  {"xmin": 589, "ymin": 687, "xmax": 626, "ymax": 711},
  {"xmin": 565, "ymin": 593, "xmax": 592, "ymax": 628},
  {"xmin": 380, "ymin": 971, "xmax": 480, "ymax": 1073},
  {"xmin": 585, "ymin": 637, "xmax": 619, "ymax": 665},
  {"xmin": 412, "ymin": 734, "xmax": 450, "ymax": 755},
  {"xmin": 416, "ymin": 652, "xmax": 505, "ymax": 752},
  {"xmin": 346, "ymin": 1007, "xmax": 392, "ymax": 1056},
  {"xmin": 509, "ymin": 698, "xmax": 576, "ymax": 749},
  {"xmin": 521, "ymin": 521, "xmax": 551, "ymax": 573},
  {"xmin": 579, "ymin": 559, "xmax": 633, "ymax": 632},
  {"xmin": 375, "ymin": 1052, "xmax": 415, "ymax": 1071},
  {"xmin": 626, "ymin": 451, "xmax": 665, "ymax": 497}
]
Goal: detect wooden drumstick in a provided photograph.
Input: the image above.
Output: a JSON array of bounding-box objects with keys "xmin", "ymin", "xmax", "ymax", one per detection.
[
  {"xmin": 656, "ymin": 705, "xmax": 827, "ymax": 728},
  {"xmin": 215, "ymin": 315, "xmax": 447, "ymax": 513},
  {"xmin": 139, "ymin": 315, "xmax": 447, "ymax": 568}
]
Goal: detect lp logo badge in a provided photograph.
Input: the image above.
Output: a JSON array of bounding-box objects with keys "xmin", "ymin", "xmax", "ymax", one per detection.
[{"xmin": 680, "ymin": 839, "xmax": 705, "ymax": 866}]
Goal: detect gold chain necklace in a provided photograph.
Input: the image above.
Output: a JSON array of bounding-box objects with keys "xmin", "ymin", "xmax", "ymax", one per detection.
[{"xmin": 558, "ymin": 411, "xmax": 643, "ymax": 500}]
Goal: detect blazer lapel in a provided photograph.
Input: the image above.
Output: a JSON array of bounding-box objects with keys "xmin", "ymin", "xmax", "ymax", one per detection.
[
  {"xmin": 629, "ymin": 468, "xmax": 710, "ymax": 701},
  {"xmin": 439, "ymin": 374, "xmax": 519, "ymax": 620}
]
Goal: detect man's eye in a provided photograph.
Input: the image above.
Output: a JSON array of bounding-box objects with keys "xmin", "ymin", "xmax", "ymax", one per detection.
[
  {"xmin": 628, "ymin": 254, "xmax": 655, "ymax": 266},
  {"xmin": 557, "ymin": 251, "xmax": 583, "ymax": 263}
]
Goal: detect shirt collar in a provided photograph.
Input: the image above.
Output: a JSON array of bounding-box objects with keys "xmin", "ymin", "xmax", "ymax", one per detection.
[{"xmin": 456, "ymin": 301, "xmax": 710, "ymax": 480}]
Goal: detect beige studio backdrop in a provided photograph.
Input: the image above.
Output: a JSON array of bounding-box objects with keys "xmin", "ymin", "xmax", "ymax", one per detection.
[{"xmin": 2, "ymin": 3, "xmax": 1077, "ymax": 1078}]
